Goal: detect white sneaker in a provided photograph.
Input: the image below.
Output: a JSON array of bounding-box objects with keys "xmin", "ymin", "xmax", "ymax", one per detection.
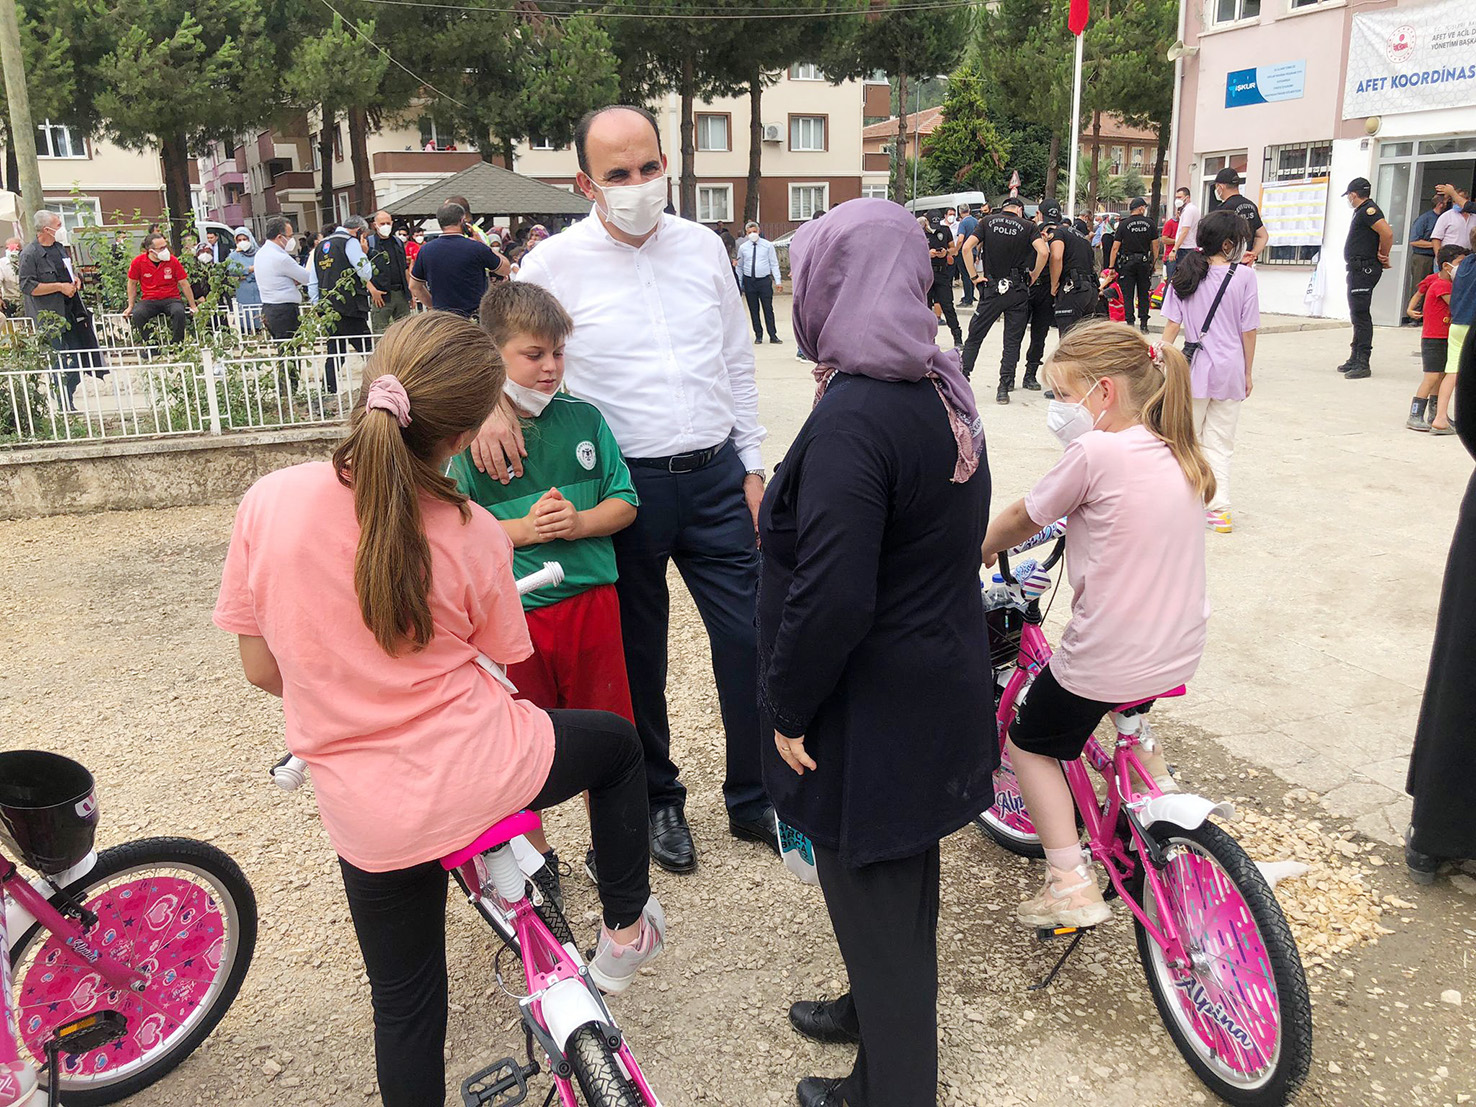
[
  {"xmin": 1016, "ymin": 862, "xmax": 1112, "ymax": 928},
  {"xmin": 1132, "ymin": 734, "xmax": 1179, "ymax": 794},
  {"xmin": 587, "ymin": 895, "xmax": 665, "ymax": 994}
]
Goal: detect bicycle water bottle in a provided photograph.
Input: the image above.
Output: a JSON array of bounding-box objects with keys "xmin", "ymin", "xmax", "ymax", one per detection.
[{"xmin": 982, "ymin": 573, "xmax": 1011, "ymax": 610}]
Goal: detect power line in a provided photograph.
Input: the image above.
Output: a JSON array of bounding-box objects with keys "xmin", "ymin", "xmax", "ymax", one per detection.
[
  {"xmin": 315, "ymin": 0, "xmax": 474, "ymax": 109},
  {"xmin": 354, "ymin": 0, "xmax": 984, "ymax": 19}
]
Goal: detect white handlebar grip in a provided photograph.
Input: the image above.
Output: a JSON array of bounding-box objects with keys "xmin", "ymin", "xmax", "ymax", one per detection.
[
  {"xmin": 515, "ymin": 561, "xmax": 565, "ymax": 597},
  {"xmin": 271, "ymin": 755, "xmax": 307, "ymax": 792}
]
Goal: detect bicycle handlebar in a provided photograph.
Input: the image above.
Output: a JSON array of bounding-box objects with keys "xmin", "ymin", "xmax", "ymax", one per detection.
[
  {"xmin": 270, "ymin": 562, "xmax": 565, "ymax": 792},
  {"xmin": 998, "ymin": 520, "xmax": 1066, "ymax": 594}
]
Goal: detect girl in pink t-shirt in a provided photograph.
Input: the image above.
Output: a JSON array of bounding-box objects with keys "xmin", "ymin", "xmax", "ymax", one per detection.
[
  {"xmin": 981, "ymin": 320, "xmax": 1214, "ymax": 929},
  {"xmin": 214, "ymin": 312, "xmax": 663, "ymax": 1106}
]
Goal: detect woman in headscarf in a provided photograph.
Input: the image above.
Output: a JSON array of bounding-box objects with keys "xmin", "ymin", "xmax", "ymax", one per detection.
[
  {"xmin": 759, "ymin": 198, "xmax": 994, "ymax": 1107},
  {"xmin": 524, "ymin": 223, "xmax": 549, "ymax": 251},
  {"xmin": 227, "ymin": 227, "xmax": 262, "ymax": 334}
]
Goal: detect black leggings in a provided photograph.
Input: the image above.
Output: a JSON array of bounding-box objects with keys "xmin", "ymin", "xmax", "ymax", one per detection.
[{"xmin": 338, "ymin": 709, "xmax": 647, "ymax": 1107}]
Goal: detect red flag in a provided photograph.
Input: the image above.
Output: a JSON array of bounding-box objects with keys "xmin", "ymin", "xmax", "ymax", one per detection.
[{"xmin": 1069, "ymin": 0, "xmax": 1089, "ymax": 35}]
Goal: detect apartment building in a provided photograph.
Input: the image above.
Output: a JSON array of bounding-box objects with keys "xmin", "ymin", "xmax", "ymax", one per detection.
[
  {"xmin": 1172, "ymin": 0, "xmax": 1476, "ymax": 322},
  {"xmin": 512, "ymin": 66, "xmax": 893, "ymax": 236},
  {"xmin": 1081, "ymin": 115, "xmax": 1166, "ymax": 180},
  {"xmin": 10, "ymin": 120, "xmax": 177, "ymax": 233}
]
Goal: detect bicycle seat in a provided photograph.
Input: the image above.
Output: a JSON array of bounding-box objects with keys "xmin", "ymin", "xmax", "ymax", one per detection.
[
  {"xmin": 1113, "ymin": 686, "xmax": 1186, "ymax": 714},
  {"xmin": 440, "ymin": 810, "xmax": 543, "ymax": 870}
]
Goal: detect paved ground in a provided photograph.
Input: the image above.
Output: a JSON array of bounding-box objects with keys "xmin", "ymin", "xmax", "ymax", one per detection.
[{"xmin": 2, "ymin": 308, "xmax": 1474, "ymax": 1106}]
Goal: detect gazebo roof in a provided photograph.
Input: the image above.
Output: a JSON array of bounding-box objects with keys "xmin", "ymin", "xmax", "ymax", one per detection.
[{"xmin": 384, "ymin": 161, "xmax": 592, "ymax": 218}]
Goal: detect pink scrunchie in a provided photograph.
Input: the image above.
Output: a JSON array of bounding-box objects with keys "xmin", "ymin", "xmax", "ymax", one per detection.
[{"xmin": 365, "ymin": 374, "xmax": 412, "ymax": 428}]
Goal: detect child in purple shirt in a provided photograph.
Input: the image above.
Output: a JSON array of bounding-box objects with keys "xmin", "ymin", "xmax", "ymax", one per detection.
[{"xmin": 1160, "ymin": 209, "xmax": 1260, "ymax": 534}]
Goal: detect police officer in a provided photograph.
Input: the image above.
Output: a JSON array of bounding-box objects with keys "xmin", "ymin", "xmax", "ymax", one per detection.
[
  {"xmin": 960, "ymin": 196, "xmax": 1047, "ymax": 403},
  {"xmin": 1211, "ymin": 168, "xmax": 1269, "ymax": 264},
  {"xmin": 1339, "ymin": 176, "xmax": 1394, "ymax": 380},
  {"xmin": 1051, "ymin": 216, "xmax": 1099, "ymax": 334},
  {"xmin": 921, "ymin": 212, "xmax": 963, "ymax": 347},
  {"xmin": 1021, "ymin": 199, "xmax": 1063, "ymax": 391},
  {"xmin": 1108, "ymin": 196, "xmax": 1160, "ymax": 333}
]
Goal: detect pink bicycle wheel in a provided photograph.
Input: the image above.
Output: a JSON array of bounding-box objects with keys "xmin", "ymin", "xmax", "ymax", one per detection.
[
  {"xmin": 975, "ymin": 741, "xmax": 1044, "ymax": 857},
  {"xmin": 10, "ymin": 837, "xmax": 256, "ymax": 1106}
]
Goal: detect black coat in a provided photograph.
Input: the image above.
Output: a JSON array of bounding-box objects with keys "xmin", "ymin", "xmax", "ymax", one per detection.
[
  {"xmin": 757, "ymin": 374, "xmax": 996, "ymax": 867},
  {"xmin": 1408, "ymin": 326, "xmax": 1476, "ymax": 860}
]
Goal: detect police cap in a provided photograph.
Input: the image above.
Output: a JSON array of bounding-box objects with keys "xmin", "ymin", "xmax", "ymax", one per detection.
[{"xmin": 1213, "ymin": 167, "xmax": 1243, "ymax": 186}]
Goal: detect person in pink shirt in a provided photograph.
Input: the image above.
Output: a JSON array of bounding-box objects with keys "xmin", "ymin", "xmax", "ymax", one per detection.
[
  {"xmin": 981, "ymin": 320, "xmax": 1213, "ymax": 929},
  {"xmin": 213, "ymin": 312, "xmax": 664, "ymax": 1107}
]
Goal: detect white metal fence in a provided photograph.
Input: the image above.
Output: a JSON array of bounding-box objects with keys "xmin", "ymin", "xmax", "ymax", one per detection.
[{"xmin": 1, "ymin": 336, "xmax": 379, "ymax": 447}]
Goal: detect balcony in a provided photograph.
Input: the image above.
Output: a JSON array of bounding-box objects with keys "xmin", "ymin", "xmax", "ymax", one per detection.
[
  {"xmin": 219, "ymin": 203, "xmax": 245, "ymax": 226},
  {"xmin": 271, "ymin": 170, "xmax": 315, "ymax": 191},
  {"xmin": 863, "ymin": 152, "xmax": 891, "ymax": 173},
  {"xmin": 217, "ymin": 170, "xmax": 246, "ymax": 187},
  {"xmin": 372, "ymin": 150, "xmax": 483, "ymax": 175}
]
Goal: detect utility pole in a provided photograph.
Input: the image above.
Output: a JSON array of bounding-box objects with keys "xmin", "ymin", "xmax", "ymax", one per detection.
[{"xmin": 0, "ymin": 0, "xmax": 44, "ymax": 226}]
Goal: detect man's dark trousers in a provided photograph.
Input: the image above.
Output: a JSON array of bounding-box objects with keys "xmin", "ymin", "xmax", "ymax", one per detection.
[
  {"xmin": 1117, "ymin": 256, "xmax": 1154, "ymax": 326},
  {"xmin": 955, "ymin": 252, "xmax": 974, "ymax": 304},
  {"xmin": 612, "ymin": 443, "xmax": 767, "ymax": 822},
  {"xmin": 1346, "ymin": 259, "xmax": 1382, "ymax": 358},
  {"xmin": 744, "ymin": 275, "xmax": 778, "ymax": 341},
  {"xmin": 262, "ymin": 302, "xmax": 301, "ymax": 340},
  {"xmin": 325, "ymin": 313, "xmax": 371, "ymax": 393},
  {"xmin": 130, "ymin": 298, "xmax": 189, "ymax": 344},
  {"xmin": 928, "ymin": 273, "xmax": 962, "ymax": 345},
  {"xmin": 960, "ymin": 282, "xmax": 1029, "ymax": 382},
  {"xmin": 1023, "ymin": 280, "xmax": 1054, "ymax": 377}
]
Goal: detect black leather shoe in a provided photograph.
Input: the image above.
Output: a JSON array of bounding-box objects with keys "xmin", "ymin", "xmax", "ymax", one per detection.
[
  {"xmin": 729, "ymin": 804, "xmax": 779, "ymax": 854},
  {"xmin": 789, "ymin": 999, "xmax": 861, "ymax": 1044},
  {"xmin": 649, "ymin": 805, "xmax": 697, "ymax": 873},
  {"xmin": 797, "ymin": 1076, "xmax": 846, "ymax": 1106},
  {"xmin": 1021, "ymin": 371, "xmax": 1041, "ymax": 391},
  {"xmin": 996, "ymin": 383, "xmax": 1010, "ymax": 405},
  {"xmin": 1405, "ymin": 825, "xmax": 1441, "ymax": 885}
]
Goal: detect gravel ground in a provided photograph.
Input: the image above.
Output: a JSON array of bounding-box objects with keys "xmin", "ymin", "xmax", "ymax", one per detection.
[{"xmin": 2, "ymin": 504, "xmax": 1473, "ymax": 1107}]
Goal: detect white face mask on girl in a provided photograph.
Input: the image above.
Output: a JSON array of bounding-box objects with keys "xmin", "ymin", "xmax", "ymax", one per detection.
[
  {"xmin": 503, "ymin": 378, "xmax": 554, "ymax": 417},
  {"xmin": 594, "ymin": 175, "xmax": 668, "ymax": 237},
  {"xmin": 1045, "ymin": 381, "xmax": 1104, "ymax": 447}
]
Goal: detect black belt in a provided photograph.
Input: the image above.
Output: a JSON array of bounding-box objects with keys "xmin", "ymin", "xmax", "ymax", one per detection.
[
  {"xmin": 1119, "ymin": 252, "xmax": 1150, "ymax": 263},
  {"xmin": 627, "ymin": 441, "xmax": 727, "ymax": 474},
  {"xmin": 1347, "ymin": 256, "xmax": 1378, "ymax": 266}
]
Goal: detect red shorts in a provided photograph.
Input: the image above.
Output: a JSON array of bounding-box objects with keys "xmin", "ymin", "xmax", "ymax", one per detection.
[{"xmin": 507, "ymin": 584, "xmax": 634, "ymax": 723}]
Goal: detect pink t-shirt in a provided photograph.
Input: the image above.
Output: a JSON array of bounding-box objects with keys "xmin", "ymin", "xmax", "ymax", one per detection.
[
  {"xmin": 213, "ymin": 462, "xmax": 555, "ymax": 872},
  {"xmin": 1024, "ymin": 426, "xmax": 1209, "ymax": 702}
]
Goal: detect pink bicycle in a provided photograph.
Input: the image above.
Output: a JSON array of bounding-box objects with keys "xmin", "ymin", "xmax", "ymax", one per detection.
[
  {"xmin": 272, "ymin": 561, "xmax": 663, "ymax": 1107},
  {"xmin": 0, "ymin": 751, "xmax": 257, "ymax": 1106},
  {"xmin": 978, "ymin": 525, "xmax": 1313, "ymax": 1106}
]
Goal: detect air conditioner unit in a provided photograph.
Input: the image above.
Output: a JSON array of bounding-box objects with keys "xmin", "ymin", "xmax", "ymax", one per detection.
[{"xmin": 762, "ymin": 123, "xmax": 783, "ymax": 143}]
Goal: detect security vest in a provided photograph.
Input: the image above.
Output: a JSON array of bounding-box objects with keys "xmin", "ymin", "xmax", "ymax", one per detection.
[{"xmin": 315, "ymin": 232, "xmax": 369, "ymax": 319}]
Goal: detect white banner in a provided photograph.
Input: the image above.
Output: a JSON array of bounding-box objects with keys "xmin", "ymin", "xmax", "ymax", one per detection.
[{"xmin": 1343, "ymin": 0, "xmax": 1476, "ymax": 119}]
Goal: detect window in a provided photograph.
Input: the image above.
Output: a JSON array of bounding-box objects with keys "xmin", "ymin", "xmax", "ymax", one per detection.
[
  {"xmin": 697, "ymin": 185, "xmax": 732, "ymax": 224},
  {"xmin": 789, "ymin": 63, "xmax": 823, "ymax": 81},
  {"xmin": 333, "ymin": 123, "xmax": 343, "ymax": 162},
  {"xmin": 1262, "ymin": 140, "xmax": 1331, "ymax": 183},
  {"xmin": 335, "ymin": 192, "xmax": 350, "ymax": 223},
  {"xmin": 790, "ymin": 115, "xmax": 827, "ymax": 152},
  {"xmin": 1213, "ymin": 0, "xmax": 1260, "ymax": 22},
  {"xmin": 529, "ymin": 135, "xmax": 556, "ymax": 151},
  {"xmin": 1109, "ymin": 145, "xmax": 1125, "ymax": 174},
  {"xmin": 1199, "ymin": 150, "xmax": 1247, "ymax": 212},
  {"xmin": 862, "ymin": 183, "xmax": 889, "ymax": 200},
  {"xmin": 790, "ymin": 184, "xmax": 828, "ymax": 221},
  {"xmin": 45, "ymin": 198, "xmax": 101, "ymax": 235},
  {"xmin": 1130, "ymin": 147, "xmax": 1145, "ymax": 171},
  {"xmin": 312, "ymin": 144, "xmax": 321, "ymax": 171},
  {"xmin": 696, "ymin": 114, "xmax": 730, "ymax": 152},
  {"xmin": 1289, "ymin": 0, "xmax": 1324, "ymax": 8},
  {"xmin": 36, "ymin": 120, "xmax": 85, "ymax": 159}
]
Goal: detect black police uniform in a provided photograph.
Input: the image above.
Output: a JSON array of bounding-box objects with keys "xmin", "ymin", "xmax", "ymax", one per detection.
[
  {"xmin": 960, "ymin": 211, "xmax": 1041, "ymax": 397},
  {"xmin": 1053, "ymin": 222, "xmax": 1099, "ymax": 332},
  {"xmin": 1344, "ymin": 199, "xmax": 1386, "ymax": 368},
  {"xmin": 1112, "ymin": 212, "xmax": 1159, "ymax": 327},
  {"xmin": 1023, "ymin": 206, "xmax": 1063, "ymax": 390},
  {"xmin": 924, "ymin": 223, "xmax": 962, "ymax": 345},
  {"xmin": 1219, "ymin": 193, "xmax": 1264, "ymax": 254},
  {"xmin": 315, "ymin": 231, "xmax": 371, "ymax": 394}
]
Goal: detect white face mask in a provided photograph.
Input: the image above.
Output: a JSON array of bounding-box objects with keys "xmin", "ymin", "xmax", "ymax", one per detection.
[
  {"xmin": 1175, "ymin": 198, "xmax": 1185, "ymax": 210},
  {"xmin": 154, "ymin": 246, "xmax": 171, "ymax": 261},
  {"xmin": 1045, "ymin": 382, "xmax": 1103, "ymax": 447},
  {"xmin": 747, "ymin": 231, "xmax": 760, "ymax": 242},
  {"xmin": 4, "ymin": 248, "xmax": 16, "ymax": 259},
  {"xmin": 376, "ymin": 224, "xmax": 392, "ymax": 237},
  {"xmin": 503, "ymin": 377, "xmax": 554, "ymax": 417},
  {"xmin": 945, "ymin": 215, "xmax": 955, "ymax": 225},
  {"xmin": 595, "ymin": 175, "xmax": 668, "ymax": 237},
  {"xmin": 396, "ymin": 231, "xmax": 408, "ymax": 241}
]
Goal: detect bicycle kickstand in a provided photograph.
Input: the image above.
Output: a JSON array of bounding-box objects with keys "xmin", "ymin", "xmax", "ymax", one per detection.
[{"xmin": 1028, "ymin": 926, "xmax": 1093, "ymax": 992}]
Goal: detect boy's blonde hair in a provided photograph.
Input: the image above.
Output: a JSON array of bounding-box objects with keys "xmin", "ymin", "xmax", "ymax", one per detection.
[
  {"xmin": 477, "ymin": 281, "xmax": 573, "ymax": 354},
  {"xmin": 1046, "ymin": 319, "xmax": 1218, "ymax": 505}
]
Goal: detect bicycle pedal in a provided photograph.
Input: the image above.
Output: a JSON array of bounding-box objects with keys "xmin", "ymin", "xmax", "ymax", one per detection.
[
  {"xmin": 1035, "ymin": 925, "xmax": 1093, "ymax": 941},
  {"xmin": 47, "ymin": 1010, "xmax": 127, "ymax": 1056},
  {"xmin": 460, "ymin": 1057, "xmax": 538, "ymax": 1107}
]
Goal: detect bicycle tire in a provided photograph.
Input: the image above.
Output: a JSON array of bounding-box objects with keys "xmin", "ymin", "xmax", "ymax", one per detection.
[
  {"xmin": 10, "ymin": 836, "xmax": 257, "ymax": 1106},
  {"xmin": 567, "ymin": 1021, "xmax": 643, "ymax": 1107},
  {"xmin": 1132, "ymin": 821, "xmax": 1312, "ymax": 1107},
  {"xmin": 454, "ymin": 869, "xmax": 577, "ymax": 954}
]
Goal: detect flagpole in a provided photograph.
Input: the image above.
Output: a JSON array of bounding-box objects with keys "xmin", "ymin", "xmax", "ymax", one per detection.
[{"xmin": 1066, "ymin": 29, "xmax": 1084, "ymax": 221}]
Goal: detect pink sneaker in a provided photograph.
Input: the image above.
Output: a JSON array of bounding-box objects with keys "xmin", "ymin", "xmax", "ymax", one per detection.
[
  {"xmin": 1016, "ymin": 862, "xmax": 1111, "ymax": 928},
  {"xmin": 1205, "ymin": 508, "xmax": 1232, "ymax": 533},
  {"xmin": 587, "ymin": 895, "xmax": 665, "ymax": 994}
]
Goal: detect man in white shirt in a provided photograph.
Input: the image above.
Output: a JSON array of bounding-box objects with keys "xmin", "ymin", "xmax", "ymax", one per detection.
[
  {"xmin": 1432, "ymin": 184, "xmax": 1476, "ymax": 249},
  {"xmin": 477, "ymin": 105, "xmax": 773, "ymax": 874},
  {"xmin": 1172, "ymin": 186, "xmax": 1200, "ymax": 259},
  {"xmin": 736, "ymin": 220, "xmax": 783, "ymax": 344},
  {"xmin": 254, "ymin": 217, "xmax": 312, "ymax": 339}
]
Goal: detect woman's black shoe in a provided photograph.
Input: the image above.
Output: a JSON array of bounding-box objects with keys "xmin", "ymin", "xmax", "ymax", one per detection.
[
  {"xmin": 1405, "ymin": 825, "xmax": 1442, "ymax": 885},
  {"xmin": 788, "ymin": 999, "xmax": 861, "ymax": 1044},
  {"xmin": 797, "ymin": 1076, "xmax": 846, "ymax": 1106}
]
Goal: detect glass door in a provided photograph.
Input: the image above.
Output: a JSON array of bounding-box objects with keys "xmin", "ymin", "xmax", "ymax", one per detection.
[{"xmin": 1372, "ymin": 150, "xmax": 1414, "ymax": 326}]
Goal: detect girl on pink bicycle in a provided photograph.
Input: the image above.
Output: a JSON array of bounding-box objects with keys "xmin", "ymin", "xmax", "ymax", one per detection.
[
  {"xmin": 213, "ymin": 311, "xmax": 664, "ymax": 1107},
  {"xmin": 981, "ymin": 320, "xmax": 1215, "ymax": 930}
]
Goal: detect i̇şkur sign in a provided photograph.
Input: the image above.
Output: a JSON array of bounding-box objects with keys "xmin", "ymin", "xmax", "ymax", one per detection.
[{"xmin": 1343, "ymin": 0, "xmax": 1476, "ymax": 118}]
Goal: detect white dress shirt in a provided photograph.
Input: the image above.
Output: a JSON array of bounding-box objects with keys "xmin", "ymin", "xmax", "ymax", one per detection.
[
  {"xmin": 736, "ymin": 236, "xmax": 781, "ymax": 282},
  {"xmin": 254, "ymin": 240, "xmax": 312, "ymax": 305},
  {"xmin": 1433, "ymin": 208, "xmax": 1476, "ymax": 249},
  {"xmin": 516, "ymin": 213, "xmax": 766, "ymax": 470},
  {"xmin": 1175, "ymin": 202, "xmax": 1201, "ymax": 251}
]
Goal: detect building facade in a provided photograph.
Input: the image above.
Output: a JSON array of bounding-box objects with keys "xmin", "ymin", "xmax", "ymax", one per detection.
[
  {"xmin": 511, "ymin": 67, "xmax": 892, "ymax": 237},
  {"xmin": 1173, "ymin": 0, "xmax": 1476, "ymax": 322},
  {"xmin": 12, "ymin": 121, "xmax": 176, "ymax": 234}
]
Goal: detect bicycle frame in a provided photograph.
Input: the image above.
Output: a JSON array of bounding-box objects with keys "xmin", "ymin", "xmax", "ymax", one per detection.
[
  {"xmin": 0, "ymin": 853, "xmax": 146, "ymax": 1106},
  {"xmin": 996, "ymin": 622, "xmax": 1194, "ymax": 969},
  {"xmin": 451, "ymin": 843, "xmax": 659, "ymax": 1107}
]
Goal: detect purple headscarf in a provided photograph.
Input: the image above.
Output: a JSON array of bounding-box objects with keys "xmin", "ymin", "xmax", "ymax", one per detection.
[{"xmin": 790, "ymin": 198, "xmax": 984, "ymax": 482}]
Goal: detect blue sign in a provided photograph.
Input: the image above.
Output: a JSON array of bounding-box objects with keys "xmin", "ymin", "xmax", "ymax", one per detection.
[{"xmin": 1226, "ymin": 60, "xmax": 1307, "ymax": 108}]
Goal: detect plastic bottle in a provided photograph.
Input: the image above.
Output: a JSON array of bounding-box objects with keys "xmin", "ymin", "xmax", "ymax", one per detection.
[{"xmin": 982, "ymin": 572, "xmax": 1011, "ymax": 610}]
